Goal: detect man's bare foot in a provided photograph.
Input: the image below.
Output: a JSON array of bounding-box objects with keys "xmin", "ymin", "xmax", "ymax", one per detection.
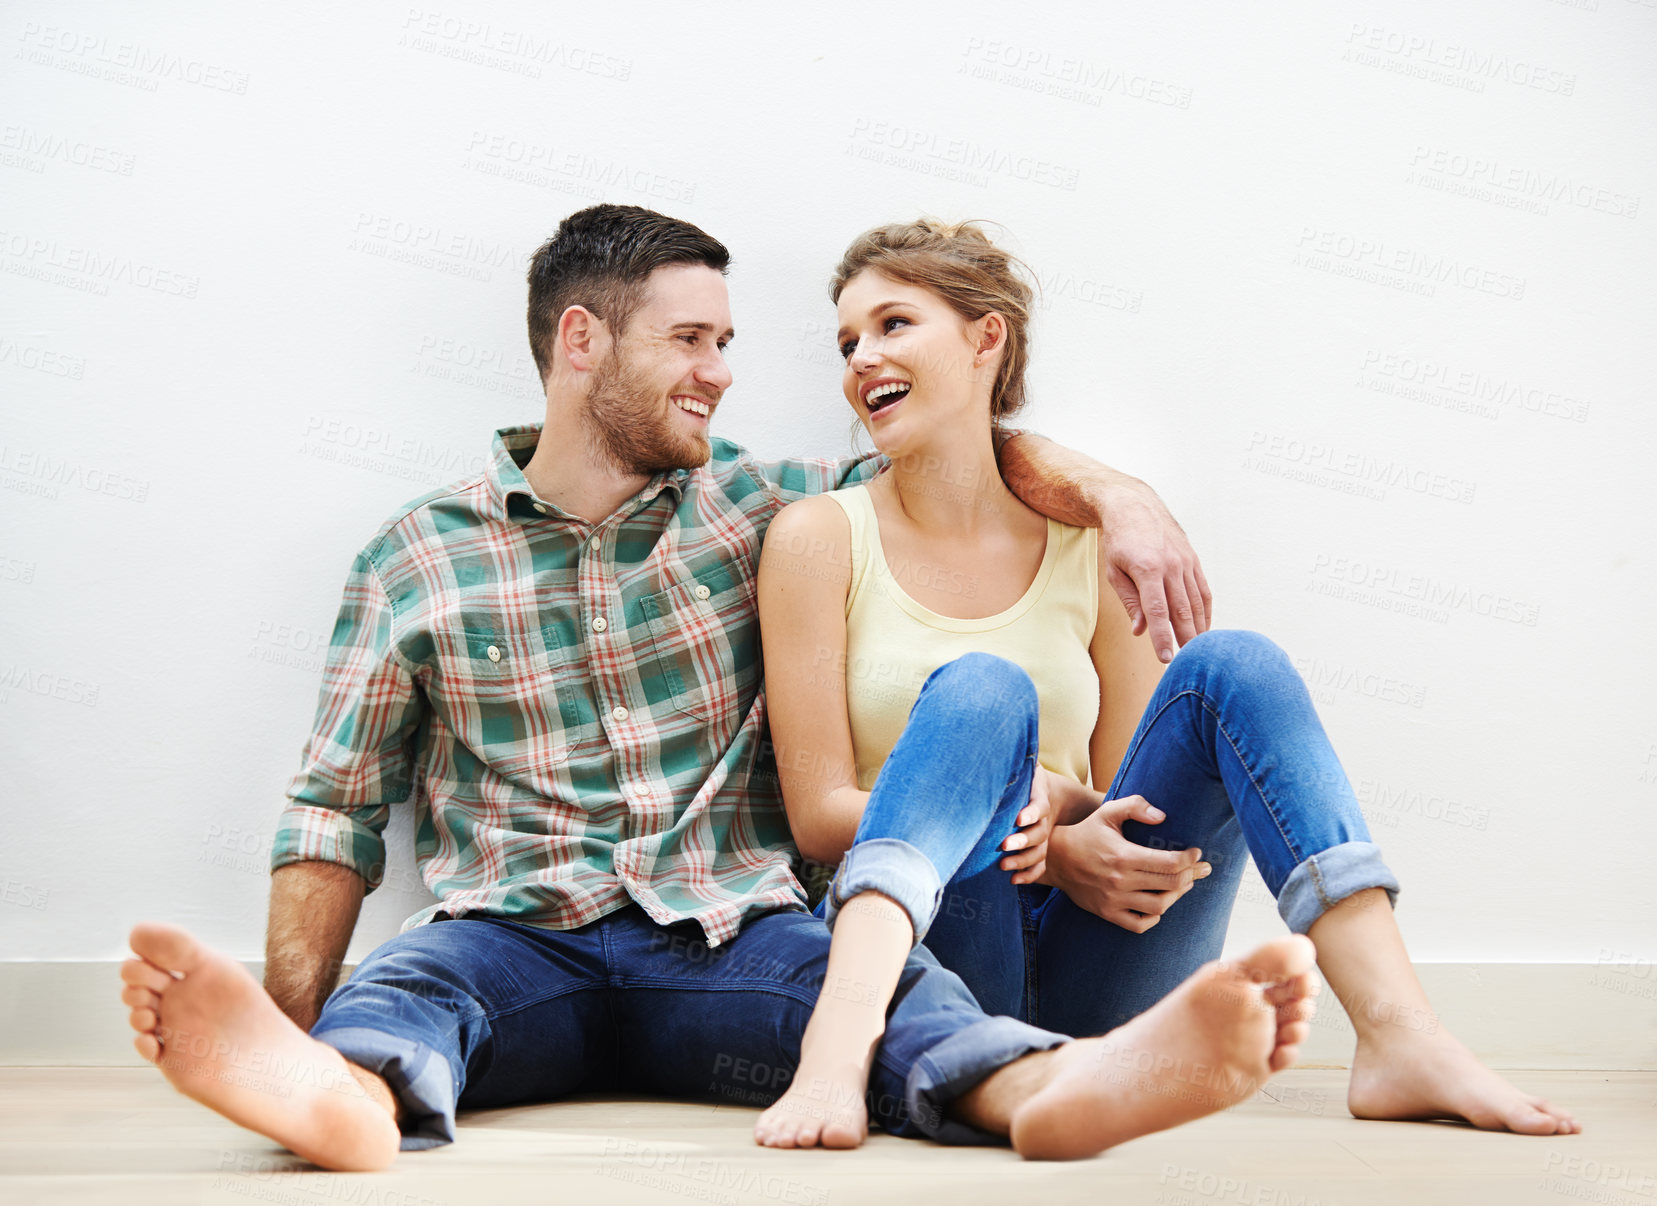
[
  {"xmin": 1349, "ymin": 1026, "xmax": 1580, "ymax": 1135},
  {"xmin": 1009, "ymin": 935, "xmax": 1319, "ymax": 1160},
  {"xmin": 119, "ymin": 922, "xmax": 402, "ymax": 1171},
  {"xmin": 753, "ymin": 994, "xmax": 876, "ymax": 1149}
]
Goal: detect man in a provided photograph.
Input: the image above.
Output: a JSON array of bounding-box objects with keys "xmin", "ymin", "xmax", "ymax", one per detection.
[{"xmin": 118, "ymin": 205, "xmax": 1316, "ymax": 1169}]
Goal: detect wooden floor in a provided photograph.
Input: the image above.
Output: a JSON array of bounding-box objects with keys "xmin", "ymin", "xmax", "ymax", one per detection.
[{"xmin": 1, "ymin": 1068, "xmax": 1652, "ymax": 1205}]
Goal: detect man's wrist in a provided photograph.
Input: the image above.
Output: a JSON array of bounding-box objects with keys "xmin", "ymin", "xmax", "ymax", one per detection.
[{"xmin": 1040, "ymin": 824, "xmax": 1075, "ymax": 890}]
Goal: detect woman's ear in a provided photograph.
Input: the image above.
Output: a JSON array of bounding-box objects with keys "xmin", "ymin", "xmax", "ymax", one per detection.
[{"xmin": 974, "ymin": 312, "xmax": 1007, "ymax": 363}]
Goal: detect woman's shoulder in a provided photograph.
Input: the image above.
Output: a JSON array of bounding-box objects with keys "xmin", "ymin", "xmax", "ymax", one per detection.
[{"xmin": 763, "ymin": 492, "xmax": 856, "ymax": 573}]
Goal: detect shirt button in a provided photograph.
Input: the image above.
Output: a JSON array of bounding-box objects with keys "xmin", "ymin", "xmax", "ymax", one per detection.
[
  {"xmin": 693, "ymin": 584, "xmax": 711, "ymax": 601},
  {"xmin": 638, "ymin": 783, "xmax": 653, "ymax": 797},
  {"xmin": 611, "ymin": 706, "xmax": 629, "ymax": 722},
  {"xmin": 486, "ymin": 645, "xmax": 501, "ymax": 662},
  {"xmin": 591, "ymin": 616, "xmax": 608, "ymax": 633},
  {"xmin": 533, "ymin": 503, "xmax": 548, "ymax": 515}
]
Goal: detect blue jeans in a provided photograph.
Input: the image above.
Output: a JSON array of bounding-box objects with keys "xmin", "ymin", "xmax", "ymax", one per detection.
[
  {"xmin": 311, "ymin": 904, "xmax": 1066, "ymax": 1149},
  {"xmin": 821, "ymin": 630, "xmax": 1400, "ymax": 1036}
]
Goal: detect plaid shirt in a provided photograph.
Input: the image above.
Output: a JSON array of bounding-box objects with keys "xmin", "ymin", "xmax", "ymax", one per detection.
[{"xmin": 272, "ymin": 424, "xmax": 877, "ymax": 947}]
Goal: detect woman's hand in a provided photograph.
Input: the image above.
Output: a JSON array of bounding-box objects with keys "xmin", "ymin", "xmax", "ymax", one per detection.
[
  {"xmin": 1042, "ymin": 794, "xmax": 1212, "ymax": 932},
  {"xmin": 1000, "ymin": 766, "xmax": 1063, "ymax": 886}
]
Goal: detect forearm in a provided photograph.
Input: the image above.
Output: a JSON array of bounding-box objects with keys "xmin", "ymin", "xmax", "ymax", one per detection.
[
  {"xmin": 789, "ymin": 784, "xmax": 871, "ymax": 865},
  {"xmin": 997, "ymin": 431, "xmax": 1139, "ymax": 528},
  {"xmin": 264, "ymin": 860, "xmax": 365, "ymax": 1030}
]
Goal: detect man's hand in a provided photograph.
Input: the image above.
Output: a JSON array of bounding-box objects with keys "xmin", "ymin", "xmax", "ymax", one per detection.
[
  {"xmin": 1043, "ymin": 794, "xmax": 1211, "ymax": 932},
  {"xmin": 1099, "ymin": 479, "xmax": 1211, "ymax": 663}
]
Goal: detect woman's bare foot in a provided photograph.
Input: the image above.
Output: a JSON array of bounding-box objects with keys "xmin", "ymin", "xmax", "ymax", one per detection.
[
  {"xmin": 119, "ymin": 922, "xmax": 402, "ymax": 1171},
  {"xmin": 1306, "ymin": 887, "xmax": 1579, "ymax": 1136},
  {"xmin": 1009, "ymin": 935, "xmax": 1319, "ymax": 1160},
  {"xmin": 754, "ymin": 893, "xmax": 916, "ymax": 1151},
  {"xmin": 1349, "ymin": 1025, "xmax": 1580, "ymax": 1135},
  {"xmin": 753, "ymin": 973, "xmax": 881, "ymax": 1150}
]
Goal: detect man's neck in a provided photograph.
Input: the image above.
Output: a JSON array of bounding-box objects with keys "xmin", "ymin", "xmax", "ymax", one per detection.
[{"xmin": 520, "ymin": 404, "xmax": 653, "ymax": 526}]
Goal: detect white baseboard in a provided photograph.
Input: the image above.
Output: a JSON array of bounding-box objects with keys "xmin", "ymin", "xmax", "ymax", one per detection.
[{"xmin": 8, "ymin": 960, "xmax": 1653, "ymax": 1068}]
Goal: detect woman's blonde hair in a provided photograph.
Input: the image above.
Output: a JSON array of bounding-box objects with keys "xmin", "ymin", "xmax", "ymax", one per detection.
[{"xmin": 830, "ymin": 219, "xmax": 1035, "ymax": 427}]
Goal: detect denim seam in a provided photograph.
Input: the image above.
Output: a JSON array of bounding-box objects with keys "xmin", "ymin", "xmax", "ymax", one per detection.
[
  {"xmin": 1191, "ymin": 691, "xmax": 1305, "ymax": 869},
  {"xmin": 1304, "ymin": 853, "xmax": 1334, "ymax": 911},
  {"xmin": 458, "ymin": 979, "xmax": 599, "ymax": 1026},
  {"xmin": 608, "ymin": 976, "xmax": 825, "ymax": 1012}
]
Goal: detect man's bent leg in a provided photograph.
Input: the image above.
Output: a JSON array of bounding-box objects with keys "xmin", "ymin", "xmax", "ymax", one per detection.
[{"xmin": 311, "ymin": 915, "xmax": 613, "ymax": 1148}]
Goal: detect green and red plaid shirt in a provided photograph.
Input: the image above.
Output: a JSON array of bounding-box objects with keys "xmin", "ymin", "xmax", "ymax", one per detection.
[{"xmin": 272, "ymin": 424, "xmax": 877, "ymax": 947}]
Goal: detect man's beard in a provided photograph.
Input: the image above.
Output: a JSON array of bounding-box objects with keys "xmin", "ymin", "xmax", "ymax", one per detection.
[{"xmin": 581, "ymin": 348, "xmax": 712, "ymax": 477}]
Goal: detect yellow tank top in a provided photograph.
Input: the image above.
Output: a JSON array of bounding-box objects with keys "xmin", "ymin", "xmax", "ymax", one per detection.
[{"xmin": 826, "ymin": 485, "xmax": 1101, "ymax": 791}]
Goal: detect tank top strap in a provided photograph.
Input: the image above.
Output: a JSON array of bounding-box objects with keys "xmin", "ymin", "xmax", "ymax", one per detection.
[{"xmin": 823, "ymin": 486, "xmax": 874, "ymax": 610}]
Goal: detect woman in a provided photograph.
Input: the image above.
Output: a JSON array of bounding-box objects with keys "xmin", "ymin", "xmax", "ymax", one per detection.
[{"xmin": 752, "ymin": 219, "xmax": 1579, "ymax": 1149}]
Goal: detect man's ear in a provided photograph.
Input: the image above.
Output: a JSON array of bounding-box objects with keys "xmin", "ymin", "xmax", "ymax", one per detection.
[{"xmin": 558, "ymin": 305, "xmax": 611, "ymax": 373}]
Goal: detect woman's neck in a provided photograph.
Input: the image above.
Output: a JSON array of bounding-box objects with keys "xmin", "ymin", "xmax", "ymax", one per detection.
[{"xmin": 882, "ymin": 425, "xmax": 1019, "ymax": 535}]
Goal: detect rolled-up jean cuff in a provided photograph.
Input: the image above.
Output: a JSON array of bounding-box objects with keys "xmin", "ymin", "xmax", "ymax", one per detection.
[
  {"xmin": 824, "ymin": 838, "xmax": 942, "ymax": 945},
  {"xmin": 903, "ymin": 1016, "xmax": 1070, "ymax": 1145},
  {"xmin": 1276, "ymin": 840, "xmax": 1401, "ymax": 934},
  {"xmin": 311, "ymin": 1026, "xmax": 458, "ymax": 1150}
]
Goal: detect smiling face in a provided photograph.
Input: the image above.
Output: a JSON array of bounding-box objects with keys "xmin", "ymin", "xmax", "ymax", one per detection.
[
  {"xmin": 581, "ymin": 263, "xmax": 734, "ymax": 474},
  {"xmin": 835, "ymin": 269, "xmax": 998, "ymax": 455}
]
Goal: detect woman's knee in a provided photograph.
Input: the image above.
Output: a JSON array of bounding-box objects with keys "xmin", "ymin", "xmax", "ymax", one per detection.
[
  {"xmin": 916, "ymin": 653, "xmax": 1038, "ymax": 734},
  {"xmin": 1171, "ymin": 629, "xmax": 1295, "ymax": 687}
]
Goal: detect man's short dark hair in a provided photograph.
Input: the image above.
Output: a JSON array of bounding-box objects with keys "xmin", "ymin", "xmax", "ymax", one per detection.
[{"xmin": 526, "ymin": 204, "xmax": 730, "ymax": 382}]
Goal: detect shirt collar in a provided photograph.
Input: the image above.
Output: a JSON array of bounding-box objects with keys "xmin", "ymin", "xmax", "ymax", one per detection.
[{"xmin": 486, "ymin": 422, "xmax": 687, "ymax": 524}]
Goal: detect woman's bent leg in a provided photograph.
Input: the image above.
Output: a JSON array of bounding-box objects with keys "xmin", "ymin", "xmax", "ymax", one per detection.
[
  {"xmin": 756, "ymin": 653, "xmax": 1039, "ymax": 1146},
  {"xmin": 1035, "ymin": 629, "xmax": 1398, "ymax": 1038},
  {"xmin": 827, "ymin": 651, "xmax": 1039, "ymax": 1009}
]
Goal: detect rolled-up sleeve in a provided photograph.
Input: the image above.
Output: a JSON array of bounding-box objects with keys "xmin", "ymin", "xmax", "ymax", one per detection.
[{"xmin": 271, "ymin": 551, "xmax": 421, "ymax": 891}]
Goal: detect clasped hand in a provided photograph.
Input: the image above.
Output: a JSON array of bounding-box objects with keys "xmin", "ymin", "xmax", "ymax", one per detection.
[{"xmin": 1001, "ymin": 772, "xmax": 1211, "ymax": 933}]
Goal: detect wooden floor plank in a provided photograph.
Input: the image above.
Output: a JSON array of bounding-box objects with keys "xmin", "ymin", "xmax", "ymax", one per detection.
[{"xmin": 1, "ymin": 1068, "xmax": 1652, "ymax": 1205}]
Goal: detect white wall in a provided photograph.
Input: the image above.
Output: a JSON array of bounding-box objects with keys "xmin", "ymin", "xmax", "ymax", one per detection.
[{"xmin": 2, "ymin": 0, "xmax": 1652, "ymax": 976}]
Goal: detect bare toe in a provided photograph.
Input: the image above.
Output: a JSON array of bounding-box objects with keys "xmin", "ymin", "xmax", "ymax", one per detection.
[
  {"xmin": 130, "ymin": 923, "xmax": 205, "ymax": 976},
  {"xmin": 120, "ymin": 957, "xmax": 173, "ymax": 994},
  {"xmin": 1236, "ymin": 935, "xmax": 1317, "ymax": 983},
  {"xmin": 1266, "ymin": 971, "xmax": 1319, "ymax": 1007},
  {"xmin": 121, "ymin": 985, "xmax": 160, "ymax": 1011},
  {"xmin": 134, "ymin": 1032, "xmax": 160, "ymax": 1062},
  {"xmin": 130, "ymin": 1007, "xmax": 158, "ymax": 1032}
]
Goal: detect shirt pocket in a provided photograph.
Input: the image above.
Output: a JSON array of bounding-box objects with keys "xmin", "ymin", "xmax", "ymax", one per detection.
[
  {"xmin": 639, "ymin": 556, "xmax": 760, "ymax": 723},
  {"xmin": 432, "ymin": 621, "xmax": 572, "ymax": 778}
]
